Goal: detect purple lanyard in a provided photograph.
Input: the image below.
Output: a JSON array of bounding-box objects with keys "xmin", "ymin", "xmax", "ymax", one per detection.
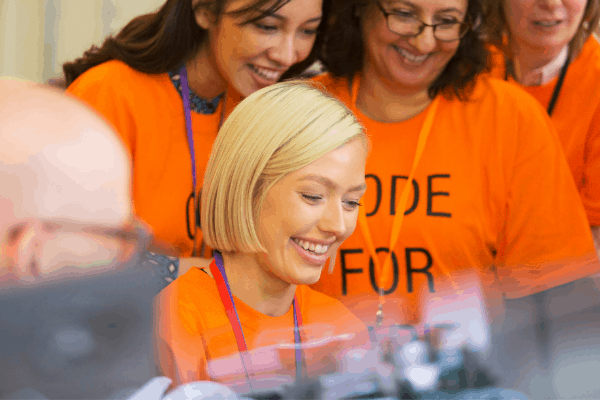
[
  {"xmin": 179, "ymin": 66, "xmax": 227, "ymax": 256},
  {"xmin": 210, "ymin": 251, "xmax": 304, "ymax": 387},
  {"xmin": 179, "ymin": 66, "xmax": 198, "ymax": 191}
]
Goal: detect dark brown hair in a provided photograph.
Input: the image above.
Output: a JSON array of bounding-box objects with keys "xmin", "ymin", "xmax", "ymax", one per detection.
[
  {"xmin": 321, "ymin": 0, "xmax": 490, "ymax": 100},
  {"xmin": 485, "ymin": 0, "xmax": 600, "ymax": 59},
  {"xmin": 63, "ymin": 0, "xmax": 331, "ymax": 86}
]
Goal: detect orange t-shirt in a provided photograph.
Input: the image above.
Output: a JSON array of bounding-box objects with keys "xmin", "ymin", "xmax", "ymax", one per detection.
[
  {"xmin": 66, "ymin": 60, "xmax": 242, "ymax": 256},
  {"xmin": 153, "ymin": 267, "xmax": 369, "ymax": 390},
  {"xmin": 309, "ymin": 73, "xmax": 599, "ymax": 326},
  {"xmin": 488, "ymin": 36, "xmax": 600, "ymax": 225}
]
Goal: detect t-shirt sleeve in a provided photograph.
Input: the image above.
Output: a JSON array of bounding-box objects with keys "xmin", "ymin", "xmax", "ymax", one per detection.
[
  {"xmin": 66, "ymin": 64, "xmax": 137, "ymax": 157},
  {"xmin": 581, "ymin": 104, "xmax": 600, "ymax": 226},
  {"xmin": 153, "ymin": 283, "xmax": 210, "ymax": 385},
  {"xmin": 497, "ymin": 97, "xmax": 599, "ymax": 298}
]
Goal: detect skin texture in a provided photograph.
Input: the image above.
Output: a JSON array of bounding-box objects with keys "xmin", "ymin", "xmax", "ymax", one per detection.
[
  {"xmin": 504, "ymin": 0, "xmax": 587, "ymax": 77},
  {"xmin": 357, "ymin": 0, "xmax": 467, "ymax": 122},
  {"xmin": 202, "ymin": 139, "xmax": 369, "ymax": 317},
  {"xmin": 188, "ymin": 0, "xmax": 323, "ymax": 98},
  {"xmin": 0, "ymin": 79, "xmax": 132, "ymax": 284}
]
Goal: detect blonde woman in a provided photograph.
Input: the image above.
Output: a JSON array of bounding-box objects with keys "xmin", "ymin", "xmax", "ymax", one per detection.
[{"xmin": 153, "ymin": 81, "xmax": 370, "ymax": 390}]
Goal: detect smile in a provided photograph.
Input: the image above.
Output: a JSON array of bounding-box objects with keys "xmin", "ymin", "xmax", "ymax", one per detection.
[
  {"xmin": 532, "ymin": 20, "xmax": 562, "ymax": 27},
  {"xmin": 248, "ymin": 64, "xmax": 281, "ymax": 82},
  {"xmin": 394, "ymin": 46, "xmax": 430, "ymax": 64},
  {"xmin": 292, "ymin": 238, "xmax": 329, "ymax": 255}
]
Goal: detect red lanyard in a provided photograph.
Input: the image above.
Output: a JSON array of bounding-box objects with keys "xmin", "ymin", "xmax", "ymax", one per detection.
[{"xmin": 209, "ymin": 251, "xmax": 303, "ymax": 389}]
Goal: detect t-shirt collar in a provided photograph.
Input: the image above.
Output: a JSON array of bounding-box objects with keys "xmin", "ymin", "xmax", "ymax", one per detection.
[{"xmin": 520, "ymin": 45, "xmax": 569, "ymax": 86}]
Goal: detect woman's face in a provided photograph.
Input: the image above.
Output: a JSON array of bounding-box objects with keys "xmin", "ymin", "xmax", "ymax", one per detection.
[
  {"xmin": 256, "ymin": 139, "xmax": 368, "ymax": 286},
  {"xmin": 199, "ymin": 0, "xmax": 323, "ymax": 97},
  {"xmin": 361, "ymin": 0, "xmax": 468, "ymax": 93},
  {"xmin": 503, "ymin": 0, "xmax": 587, "ymax": 53}
]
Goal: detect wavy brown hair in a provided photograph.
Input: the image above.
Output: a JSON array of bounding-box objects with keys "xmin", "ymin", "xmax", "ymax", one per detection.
[
  {"xmin": 485, "ymin": 0, "xmax": 600, "ymax": 59},
  {"xmin": 321, "ymin": 0, "xmax": 490, "ymax": 100},
  {"xmin": 63, "ymin": 0, "xmax": 331, "ymax": 87}
]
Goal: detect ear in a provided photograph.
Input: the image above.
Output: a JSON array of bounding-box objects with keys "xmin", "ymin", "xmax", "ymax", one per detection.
[
  {"xmin": 5, "ymin": 222, "xmax": 42, "ymax": 282},
  {"xmin": 194, "ymin": 6, "xmax": 214, "ymax": 30}
]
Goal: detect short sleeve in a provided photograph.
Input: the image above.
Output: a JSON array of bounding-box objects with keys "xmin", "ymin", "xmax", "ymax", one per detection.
[
  {"xmin": 581, "ymin": 104, "xmax": 600, "ymax": 225},
  {"xmin": 153, "ymin": 283, "xmax": 209, "ymax": 385},
  {"xmin": 66, "ymin": 62, "xmax": 138, "ymax": 157},
  {"xmin": 497, "ymin": 100, "xmax": 599, "ymax": 298}
]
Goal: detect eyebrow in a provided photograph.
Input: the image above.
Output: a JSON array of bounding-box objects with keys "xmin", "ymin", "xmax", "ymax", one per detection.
[
  {"xmin": 389, "ymin": 1, "xmax": 463, "ymax": 14},
  {"xmin": 298, "ymin": 174, "xmax": 368, "ymax": 192},
  {"xmin": 267, "ymin": 13, "xmax": 322, "ymax": 23}
]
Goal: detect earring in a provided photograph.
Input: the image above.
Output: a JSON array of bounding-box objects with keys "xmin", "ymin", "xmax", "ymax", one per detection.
[{"xmin": 328, "ymin": 252, "xmax": 337, "ymax": 274}]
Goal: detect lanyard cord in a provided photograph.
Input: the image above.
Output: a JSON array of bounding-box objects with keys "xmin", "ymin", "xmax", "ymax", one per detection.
[
  {"xmin": 180, "ymin": 66, "xmax": 227, "ymax": 257},
  {"xmin": 209, "ymin": 251, "xmax": 303, "ymax": 389},
  {"xmin": 349, "ymin": 76, "xmax": 455, "ymax": 327},
  {"xmin": 504, "ymin": 54, "xmax": 571, "ymax": 117}
]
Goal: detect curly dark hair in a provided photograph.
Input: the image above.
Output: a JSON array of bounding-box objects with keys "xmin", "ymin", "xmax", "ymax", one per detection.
[
  {"xmin": 63, "ymin": 0, "xmax": 331, "ymax": 87},
  {"xmin": 321, "ymin": 0, "xmax": 490, "ymax": 100}
]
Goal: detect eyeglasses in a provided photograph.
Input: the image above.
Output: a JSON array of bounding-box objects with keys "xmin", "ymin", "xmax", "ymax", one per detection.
[
  {"xmin": 376, "ymin": 2, "xmax": 471, "ymax": 42},
  {"xmin": 4, "ymin": 218, "xmax": 152, "ymax": 277}
]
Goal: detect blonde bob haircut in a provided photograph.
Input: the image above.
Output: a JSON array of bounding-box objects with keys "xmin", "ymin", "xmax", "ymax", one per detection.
[{"xmin": 201, "ymin": 80, "xmax": 367, "ymax": 254}]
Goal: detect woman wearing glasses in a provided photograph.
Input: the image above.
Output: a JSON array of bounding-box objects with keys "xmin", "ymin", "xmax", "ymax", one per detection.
[
  {"xmin": 153, "ymin": 81, "xmax": 369, "ymax": 389},
  {"xmin": 309, "ymin": 0, "xmax": 598, "ymax": 328},
  {"xmin": 486, "ymin": 1, "xmax": 600, "ymax": 252},
  {"xmin": 65, "ymin": 0, "xmax": 328, "ymax": 261}
]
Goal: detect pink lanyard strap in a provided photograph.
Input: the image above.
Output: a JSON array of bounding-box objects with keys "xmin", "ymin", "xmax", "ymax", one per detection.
[{"xmin": 209, "ymin": 251, "xmax": 303, "ymax": 387}]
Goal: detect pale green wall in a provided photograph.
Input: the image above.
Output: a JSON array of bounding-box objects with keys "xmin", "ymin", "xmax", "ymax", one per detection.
[{"xmin": 0, "ymin": 0, "xmax": 165, "ymax": 83}]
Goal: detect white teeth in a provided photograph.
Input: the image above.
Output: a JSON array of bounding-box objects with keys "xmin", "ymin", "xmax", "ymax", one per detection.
[
  {"xmin": 292, "ymin": 238, "xmax": 329, "ymax": 254},
  {"xmin": 249, "ymin": 64, "xmax": 280, "ymax": 81},
  {"xmin": 533, "ymin": 21, "xmax": 560, "ymax": 27},
  {"xmin": 397, "ymin": 47, "xmax": 428, "ymax": 64}
]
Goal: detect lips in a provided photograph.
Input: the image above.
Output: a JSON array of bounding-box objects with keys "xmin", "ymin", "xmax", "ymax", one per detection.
[
  {"xmin": 393, "ymin": 45, "xmax": 430, "ymax": 65},
  {"xmin": 532, "ymin": 20, "xmax": 562, "ymax": 28},
  {"xmin": 247, "ymin": 64, "xmax": 283, "ymax": 82}
]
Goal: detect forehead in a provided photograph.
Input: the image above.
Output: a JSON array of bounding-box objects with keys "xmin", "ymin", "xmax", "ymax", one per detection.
[{"xmin": 383, "ymin": 0, "xmax": 468, "ymax": 12}]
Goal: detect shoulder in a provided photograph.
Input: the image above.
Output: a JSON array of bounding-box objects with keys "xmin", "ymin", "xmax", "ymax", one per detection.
[
  {"xmin": 67, "ymin": 60, "xmax": 170, "ymax": 97},
  {"xmin": 568, "ymin": 36, "xmax": 600, "ymax": 83},
  {"xmin": 310, "ymin": 73, "xmax": 351, "ymax": 101},
  {"xmin": 156, "ymin": 267, "xmax": 219, "ymax": 311}
]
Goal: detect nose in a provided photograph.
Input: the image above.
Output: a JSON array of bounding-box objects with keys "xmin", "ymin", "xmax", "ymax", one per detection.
[
  {"xmin": 409, "ymin": 25, "xmax": 437, "ymax": 54},
  {"xmin": 268, "ymin": 34, "xmax": 297, "ymax": 68},
  {"xmin": 319, "ymin": 199, "xmax": 346, "ymax": 238},
  {"xmin": 539, "ymin": 0, "xmax": 562, "ymax": 9}
]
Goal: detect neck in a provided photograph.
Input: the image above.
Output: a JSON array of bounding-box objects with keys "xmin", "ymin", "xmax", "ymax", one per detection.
[
  {"xmin": 220, "ymin": 252, "xmax": 296, "ymax": 317},
  {"xmin": 357, "ymin": 67, "xmax": 432, "ymax": 123},
  {"xmin": 511, "ymin": 40, "xmax": 565, "ymax": 83},
  {"xmin": 184, "ymin": 44, "xmax": 228, "ymax": 98}
]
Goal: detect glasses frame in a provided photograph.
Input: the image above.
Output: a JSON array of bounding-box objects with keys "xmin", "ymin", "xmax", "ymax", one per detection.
[
  {"xmin": 4, "ymin": 217, "xmax": 152, "ymax": 264},
  {"xmin": 376, "ymin": 2, "xmax": 471, "ymax": 43}
]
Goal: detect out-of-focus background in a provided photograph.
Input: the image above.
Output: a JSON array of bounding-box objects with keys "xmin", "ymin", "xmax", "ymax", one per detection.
[{"xmin": 0, "ymin": 0, "xmax": 164, "ymax": 83}]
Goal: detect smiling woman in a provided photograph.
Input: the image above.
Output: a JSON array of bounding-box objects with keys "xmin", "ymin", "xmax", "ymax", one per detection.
[
  {"xmin": 153, "ymin": 81, "xmax": 370, "ymax": 389},
  {"xmin": 64, "ymin": 0, "xmax": 330, "ymax": 258}
]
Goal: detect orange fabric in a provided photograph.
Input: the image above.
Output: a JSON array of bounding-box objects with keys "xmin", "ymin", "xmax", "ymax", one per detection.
[
  {"xmin": 66, "ymin": 60, "xmax": 243, "ymax": 256},
  {"xmin": 309, "ymin": 73, "xmax": 599, "ymax": 326},
  {"xmin": 153, "ymin": 267, "xmax": 369, "ymax": 388},
  {"xmin": 489, "ymin": 37, "xmax": 600, "ymax": 225}
]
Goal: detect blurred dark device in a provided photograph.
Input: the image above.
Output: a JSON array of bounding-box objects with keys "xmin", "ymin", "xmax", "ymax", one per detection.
[{"xmin": 0, "ymin": 265, "xmax": 160, "ymax": 400}]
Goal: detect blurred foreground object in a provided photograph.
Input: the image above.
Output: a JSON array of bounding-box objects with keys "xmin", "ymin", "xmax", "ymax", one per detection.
[{"xmin": 0, "ymin": 79, "xmax": 157, "ymax": 398}]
